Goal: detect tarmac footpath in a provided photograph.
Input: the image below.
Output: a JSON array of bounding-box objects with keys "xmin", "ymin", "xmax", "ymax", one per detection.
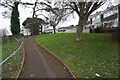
[{"xmin": 19, "ymin": 37, "xmax": 73, "ymax": 78}]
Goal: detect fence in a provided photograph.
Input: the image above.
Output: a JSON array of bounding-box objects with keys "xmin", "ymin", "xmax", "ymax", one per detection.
[{"xmin": 0, "ymin": 37, "xmax": 24, "ymax": 78}]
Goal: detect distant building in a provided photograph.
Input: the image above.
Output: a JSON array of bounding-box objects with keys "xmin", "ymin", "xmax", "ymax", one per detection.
[
  {"xmin": 22, "ymin": 17, "xmax": 47, "ymax": 35},
  {"xmin": 45, "ymin": 29, "xmax": 54, "ymax": 34},
  {"xmin": 58, "ymin": 26, "xmax": 76, "ymax": 33},
  {"xmin": 44, "ymin": 25, "xmax": 59, "ymax": 34},
  {"xmin": 58, "ymin": 25, "xmax": 90, "ymax": 33},
  {"xmin": 86, "ymin": 4, "xmax": 119, "ymax": 28},
  {"xmin": 57, "ymin": 5, "xmax": 120, "ymax": 33}
]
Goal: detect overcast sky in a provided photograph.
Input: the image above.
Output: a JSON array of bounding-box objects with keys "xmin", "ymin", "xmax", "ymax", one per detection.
[{"xmin": 0, "ymin": 0, "xmax": 119, "ymax": 34}]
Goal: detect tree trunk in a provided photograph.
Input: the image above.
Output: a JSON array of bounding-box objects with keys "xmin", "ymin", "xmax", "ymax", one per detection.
[
  {"xmin": 76, "ymin": 18, "xmax": 84, "ymax": 42},
  {"xmin": 41, "ymin": 25, "xmax": 43, "ymax": 34},
  {"xmin": 76, "ymin": 25, "xmax": 83, "ymax": 41},
  {"xmin": 31, "ymin": 25, "xmax": 33, "ymax": 36},
  {"xmin": 53, "ymin": 26, "xmax": 56, "ymax": 34}
]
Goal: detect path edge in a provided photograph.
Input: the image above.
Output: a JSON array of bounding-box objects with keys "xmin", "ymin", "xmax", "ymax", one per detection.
[
  {"xmin": 16, "ymin": 39, "xmax": 26, "ymax": 80},
  {"xmin": 36, "ymin": 39, "xmax": 77, "ymax": 80}
]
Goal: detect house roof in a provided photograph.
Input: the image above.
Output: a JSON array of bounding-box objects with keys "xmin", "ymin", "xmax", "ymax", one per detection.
[
  {"xmin": 89, "ymin": 4, "xmax": 119, "ymax": 19},
  {"xmin": 22, "ymin": 17, "xmax": 48, "ymax": 28}
]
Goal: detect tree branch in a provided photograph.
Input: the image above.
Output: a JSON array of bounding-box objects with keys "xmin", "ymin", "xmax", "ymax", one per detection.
[{"xmin": 5, "ymin": 1, "xmax": 13, "ymax": 8}]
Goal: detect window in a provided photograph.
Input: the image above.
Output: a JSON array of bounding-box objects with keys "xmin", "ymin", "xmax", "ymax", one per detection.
[
  {"xmin": 92, "ymin": 17, "xmax": 95, "ymax": 21},
  {"xmin": 96, "ymin": 15, "xmax": 100, "ymax": 19},
  {"xmin": 103, "ymin": 12, "xmax": 109, "ymax": 18},
  {"xmin": 104, "ymin": 8, "xmax": 118, "ymax": 18}
]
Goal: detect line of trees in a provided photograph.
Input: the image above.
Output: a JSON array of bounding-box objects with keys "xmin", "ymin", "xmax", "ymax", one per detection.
[
  {"xmin": 0, "ymin": 0, "xmax": 34, "ymax": 36},
  {"xmin": 0, "ymin": 0, "xmax": 107, "ymax": 42},
  {"xmin": 31, "ymin": 1, "xmax": 70, "ymax": 34},
  {"xmin": 30, "ymin": 0, "xmax": 107, "ymax": 41}
]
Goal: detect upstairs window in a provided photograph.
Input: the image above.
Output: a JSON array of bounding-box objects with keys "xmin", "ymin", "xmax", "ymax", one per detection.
[{"xmin": 103, "ymin": 8, "xmax": 118, "ymax": 18}]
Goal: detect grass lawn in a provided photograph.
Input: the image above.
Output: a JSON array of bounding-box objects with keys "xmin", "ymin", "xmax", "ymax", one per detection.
[
  {"xmin": 36, "ymin": 33, "xmax": 118, "ymax": 78},
  {"xmin": 2, "ymin": 40, "xmax": 19, "ymax": 61},
  {"xmin": 1, "ymin": 39, "xmax": 23, "ymax": 78}
]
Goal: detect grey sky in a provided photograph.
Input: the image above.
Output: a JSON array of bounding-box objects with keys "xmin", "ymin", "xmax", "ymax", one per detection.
[{"xmin": 0, "ymin": 0, "xmax": 119, "ymax": 34}]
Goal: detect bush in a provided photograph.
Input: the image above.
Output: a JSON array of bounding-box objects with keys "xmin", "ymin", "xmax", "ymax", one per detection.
[
  {"xmin": 95, "ymin": 27, "xmax": 104, "ymax": 33},
  {"xmin": 91, "ymin": 27, "xmax": 118, "ymax": 33},
  {"xmin": 2, "ymin": 35, "xmax": 23, "ymax": 44},
  {"xmin": 111, "ymin": 28, "xmax": 120, "ymax": 42}
]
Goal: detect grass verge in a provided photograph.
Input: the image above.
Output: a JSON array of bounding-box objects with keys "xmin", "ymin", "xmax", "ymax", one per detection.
[
  {"xmin": 36, "ymin": 33, "xmax": 118, "ymax": 78},
  {"xmin": 1, "ymin": 38, "xmax": 24, "ymax": 78}
]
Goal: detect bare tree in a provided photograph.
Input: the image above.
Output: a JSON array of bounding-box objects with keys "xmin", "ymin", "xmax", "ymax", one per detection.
[
  {"xmin": 63, "ymin": 0, "xmax": 107, "ymax": 41},
  {"xmin": 43, "ymin": 8, "xmax": 70, "ymax": 34},
  {"xmin": 32, "ymin": 0, "xmax": 38, "ymax": 18},
  {"xmin": 0, "ymin": 0, "xmax": 14, "ymax": 18},
  {"xmin": 29, "ymin": 0, "xmax": 107, "ymax": 38},
  {"xmin": 33, "ymin": 1, "xmax": 71, "ymax": 34},
  {"xmin": 0, "ymin": 0, "xmax": 34, "ymax": 18},
  {"xmin": 0, "ymin": 0, "xmax": 34, "ymax": 35}
]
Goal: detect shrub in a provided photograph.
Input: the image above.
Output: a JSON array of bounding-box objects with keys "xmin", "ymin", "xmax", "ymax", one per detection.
[{"xmin": 91, "ymin": 27, "xmax": 118, "ymax": 33}]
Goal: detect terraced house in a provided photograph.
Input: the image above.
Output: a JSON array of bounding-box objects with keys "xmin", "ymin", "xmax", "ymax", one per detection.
[
  {"xmin": 86, "ymin": 4, "xmax": 120, "ymax": 29},
  {"xmin": 58, "ymin": 4, "xmax": 120, "ymax": 34}
]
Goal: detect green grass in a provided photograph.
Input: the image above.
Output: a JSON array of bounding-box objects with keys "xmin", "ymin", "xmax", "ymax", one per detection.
[
  {"xmin": 1, "ymin": 38, "xmax": 24, "ymax": 78},
  {"xmin": 2, "ymin": 40, "xmax": 19, "ymax": 61},
  {"xmin": 37, "ymin": 33, "xmax": 118, "ymax": 78}
]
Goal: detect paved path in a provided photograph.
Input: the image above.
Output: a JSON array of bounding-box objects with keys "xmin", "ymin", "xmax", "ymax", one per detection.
[{"xmin": 19, "ymin": 37, "xmax": 73, "ymax": 78}]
